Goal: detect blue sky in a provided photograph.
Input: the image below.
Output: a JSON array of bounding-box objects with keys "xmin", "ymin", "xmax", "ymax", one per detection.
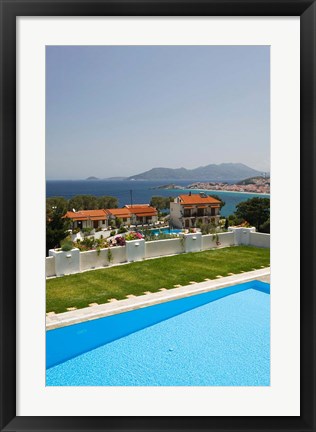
[{"xmin": 46, "ymin": 46, "xmax": 270, "ymax": 180}]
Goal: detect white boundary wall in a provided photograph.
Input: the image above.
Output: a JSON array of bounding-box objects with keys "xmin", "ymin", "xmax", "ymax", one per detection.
[
  {"xmin": 201, "ymin": 232, "xmax": 235, "ymax": 250},
  {"xmin": 249, "ymin": 232, "xmax": 270, "ymax": 248},
  {"xmin": 146, "ymin": 238, "xmax": 183, "ymax": 258},
  {"xmin": 80, "ymin": 246, "xmax": 126, "ymax": 271},
  {"xmin": 45, "ymin": 256, "xmax": 56, "ymax": 277},
  {"xmin": 46, "ymin": 228, "xmax": 270, "ymax": 277}
]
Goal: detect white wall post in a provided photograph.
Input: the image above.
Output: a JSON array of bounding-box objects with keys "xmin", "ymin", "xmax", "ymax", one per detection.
[
  {"xmin": 228, "ymin": 227, "xmax": 256, "ymax": 245},
  {"xmin": 126, "ymin": 239, "xmax": 145, "ymax": 262},
  {"xmin": 183, "ymin": 232, "xmax": 202, "ymax": 253},
  {"xmin": 48, "ymin": 248, "xmax": 80, "ymax": 277}
]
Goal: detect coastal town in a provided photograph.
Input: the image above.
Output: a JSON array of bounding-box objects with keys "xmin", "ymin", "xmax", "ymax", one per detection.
[{"xmin": 155, "ymin": 176, "xmax": 270, "ymax": 194}]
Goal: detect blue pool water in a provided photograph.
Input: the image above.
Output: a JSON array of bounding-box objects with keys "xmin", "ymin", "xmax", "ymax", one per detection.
[
  {"xmin": 46, "ymin": 281, "xmax": 270, "ymax": 386},
  {"xmin": 149, "ymin": 228, "xmax": 183, "ymax": 235}
]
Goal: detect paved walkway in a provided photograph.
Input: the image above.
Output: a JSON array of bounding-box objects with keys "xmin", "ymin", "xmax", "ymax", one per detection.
[{"xmin": 46, "ymin": 268, "xmax": 270, "ymax": 330}]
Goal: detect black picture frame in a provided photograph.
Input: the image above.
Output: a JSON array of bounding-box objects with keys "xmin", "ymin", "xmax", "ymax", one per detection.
[{"xmin": 0, "ymin": 1, "xmax": 315, "ymax": 431}]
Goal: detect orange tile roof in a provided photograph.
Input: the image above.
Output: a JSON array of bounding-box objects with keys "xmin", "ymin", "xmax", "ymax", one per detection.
[
  {"xmin": 179, "ymin": 194, "xmax": 221, "ymax": 206},
  {"xmin": 124, "ymin": 204, "xmax": 158, "ymax": 216},
  {"xmin": 64, "ymin": 209, "xmax": 107, "ymax": 221},
  {"xmin": 107, "ymin": 208, "xmax": 132, "ymax": 218},
  {"xmin": 133, "ymin": 211, "xmax": 157, "ymax": 217}
]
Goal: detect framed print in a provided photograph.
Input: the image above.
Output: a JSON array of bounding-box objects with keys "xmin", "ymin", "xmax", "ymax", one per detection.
[{"xmin": 0, "ymin": 1, "xmax": 315, "ymax": 431}]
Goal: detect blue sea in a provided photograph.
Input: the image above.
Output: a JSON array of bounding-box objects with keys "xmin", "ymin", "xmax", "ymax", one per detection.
[{"xmin": 46, "ymin": 180, "xmax": 270, "ymax": 217}]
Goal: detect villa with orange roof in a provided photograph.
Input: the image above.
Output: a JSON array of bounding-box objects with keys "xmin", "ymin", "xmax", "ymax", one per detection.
[
  {"xmin": 124, "ymin": 204, "xmax": 158, "ymax": 226},
  {"xmin": 64, "ymin": 204, "xmax": 158, "ymax": 230},
  {"xmin": 106, "ymin": 208, "xmax": 132, "ymax": 225},
  {"xmin": 170, "ymin": 193, "xmax": 221, "ymax": 229},
  {"xmin": 64, "ymin": 209, "xmax": 108, "ymax": 230}
]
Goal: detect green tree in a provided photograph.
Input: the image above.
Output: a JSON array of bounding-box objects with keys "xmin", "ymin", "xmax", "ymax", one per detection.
[
  {"xmin": 234, "ymin": 197, "xmax": 270, "ymax": 232},
  {"xmin": 46, "ymin": 197, "xmax": 68, "ymax": 215},
  {"xmin": 259, "ymin": 218, "xmax": 270, "ymax": 234},
  {"xmin": 150, "ymin": 196, "xmax": 174, "ymax": 211},
  {"xmin": 68, "ymin": 195, "xmax": 99, "ymax": 211},
  {"xmin": 97, "ymin": 196, "xmax": 118, "ymax": 209},
  {"xmin": 67, "ymin": 195, "xmax": 118, "ymax": 210},
  {"xmin": 46, "ymin": 207, "xmax": 71, "ymax": 256},
  {"xmin": 115, "ymin": 217, "xmax": 123, "ymax": 228}
]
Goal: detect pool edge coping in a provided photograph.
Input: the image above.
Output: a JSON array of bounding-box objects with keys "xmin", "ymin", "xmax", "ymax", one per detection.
[{"xmin": 46, "ymin": 268, "xmax": 270, "ymax": 330}]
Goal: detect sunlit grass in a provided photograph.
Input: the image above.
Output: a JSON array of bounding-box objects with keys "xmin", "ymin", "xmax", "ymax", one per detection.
[{"xmin": 46, "ymin": 246, "xmax": 270, "ymax": 313}]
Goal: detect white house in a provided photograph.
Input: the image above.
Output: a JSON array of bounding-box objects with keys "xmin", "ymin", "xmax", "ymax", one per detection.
[
  {"xmin": 170, "ymin": 193, "xmax": 221, "ymax": 229},
  {"xmin": 124, "ymin": 204, "xmax": 158, "ymax": 226}
]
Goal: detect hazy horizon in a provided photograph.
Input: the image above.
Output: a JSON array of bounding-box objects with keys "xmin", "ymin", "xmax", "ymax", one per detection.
[
  {"xmin": 46, "ymin": 161, "xmax": 268, "ymax": 181},
  {"xmin": 46, "ymin": 46, "xmax": 270, "ymax": 180}
]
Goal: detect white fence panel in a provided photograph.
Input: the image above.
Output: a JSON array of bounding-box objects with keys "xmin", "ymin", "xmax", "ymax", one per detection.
[
  {"xmin": 80, "ymin": 246, "xmax": 127, "ymax": 271},
  {"xmin": 146, "ymin": 238, "xmax": 183, "ymax": 258},
  {"xmin": 249, "ymin": 232, "xmax": 270, "ymax": 248},
  {"xmin": 46, "ymin": 256, "xmax": 56, "ymax": 277},
  {"xmin": 201, "ymin": 232, "xmax": 235, "ymax": 250}
]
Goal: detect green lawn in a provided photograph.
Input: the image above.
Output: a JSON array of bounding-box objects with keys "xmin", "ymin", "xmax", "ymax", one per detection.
[{"xmin": 46, "ymin": 246, "xmax": 270, "ymax": 313}]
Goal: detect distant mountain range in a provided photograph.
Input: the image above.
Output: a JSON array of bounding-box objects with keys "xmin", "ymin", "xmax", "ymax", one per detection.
[{"xmin": 127, "ymin": 163, "xmax": 264, "ymax": 181}]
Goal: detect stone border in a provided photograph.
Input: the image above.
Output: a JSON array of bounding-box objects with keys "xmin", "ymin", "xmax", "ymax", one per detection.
[{"xmin": 46, "ymin": 268, "xmax": 270, "ymax": 330}]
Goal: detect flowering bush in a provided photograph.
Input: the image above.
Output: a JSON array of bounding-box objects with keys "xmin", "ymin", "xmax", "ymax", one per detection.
[
  {"xmin": 73, "ymin": 236, "xmax": 109, "ymax": 252},
  {"xmin": 125, "ymin": 232, "xmax": 143, "ymax": 241},
  {"xmin": 115, "ymin": 235, "xmax": 126, "ymax": 246}
]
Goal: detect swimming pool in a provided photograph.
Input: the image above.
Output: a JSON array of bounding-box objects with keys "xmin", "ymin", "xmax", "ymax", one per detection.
[
  {"xmin": 149, "ymin": 228, "xmax": 183, "ymax": 235},
  {"xmin": 46, "ymin": 281, "xmax": 270, "ymax": 386}
]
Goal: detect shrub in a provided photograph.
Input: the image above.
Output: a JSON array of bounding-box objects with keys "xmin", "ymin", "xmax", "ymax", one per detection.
[
  {"xmin": 107, "ymin": 248, "xmax": 113, "ymax": 263},
  {"xmin": 82, "ymin": 227, "xmax": 93, "ymax": 236},
  {"xmin": 110, "ymin": 230, "xmax": 116, "ymax": 237},
  {"xmin": 81, "ymin": 237, "xmax": 95, "ymax": 249},
  {"xmin": 61, "ymin": 240, "xmax": 73, "ymax": 252},
  {"xmin": 118, "ymin": 226, "xmax": 127, "ymax": 234},
  {"xmin": 73, "ymin": 235, "xmax": 108, "ymax": 252}
]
